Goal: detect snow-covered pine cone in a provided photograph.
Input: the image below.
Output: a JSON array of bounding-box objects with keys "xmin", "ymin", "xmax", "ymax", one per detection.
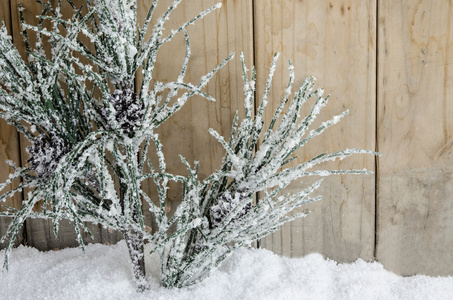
[
  {"xmin": 209, "ymin": 191, "xmax": 252, "ymax": 229},
  {"xmin": 27, "ymin": 132, "xmax": 70, "ymax": 178},
  {"xmin": 101, "ymin": 88, "xmax": 145, "ymax": 137}
]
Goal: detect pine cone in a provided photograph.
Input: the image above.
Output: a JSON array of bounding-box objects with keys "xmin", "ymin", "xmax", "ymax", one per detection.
[
  {"xmin": 210, "ymin": 191, "xmax": 252, "ymax": 228},
  {"xmin": 27, "ymin": 132, "xmax": 70, "ymax": 178},
  {"xmin": 102, "ymin": 88, "xmax": 145, "ymax": 137}
]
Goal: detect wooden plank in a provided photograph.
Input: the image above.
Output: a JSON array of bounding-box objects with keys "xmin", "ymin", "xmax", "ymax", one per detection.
[
  {"xmin": 137, "ymin": 0, "xmax": 254, "ymax": 220},
  {"xmin": 377, "ymin": 0, "xmax": 453, "ymax": 276},
  {"xmin": 25, "ymin": 219, "xmax": 123, "ymax": 251},
  {"xmin": 0, "ymin": 0, "xmax": 24, "ymax": 249},
  {"xmin": 0, "ymin": 2, "xmax": 12, "ymax": 31},
  {"xmin": 255, "ymin": 0, "xmax": 377, "ymax": 261}
]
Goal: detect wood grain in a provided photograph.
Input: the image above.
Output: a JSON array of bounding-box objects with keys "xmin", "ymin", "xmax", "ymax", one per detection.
[
  {"xmin": 255, "ymin": 0, "xmax": 377, "ymax": 261},
  {"xmin": 377, "ymin": 0, "xmax": 453, "ymax": 276},
  {"xmin": 0, "ymin": 0, "xmax": 23, "ymax": 249}
]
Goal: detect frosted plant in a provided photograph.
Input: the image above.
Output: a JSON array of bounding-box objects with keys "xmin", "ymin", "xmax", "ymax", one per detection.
[
  {"xmin": 0, "ymin": 0, "xmax": 96, "ymax": 264},
  {"xmin": 157, "ymin": 53, "xmax": 378, "ymax": 288},
  {"xmin": 0, "ymin": 0, "xmax": 230, "ymax": 292},
  {"xmin": 0, "ymin": 0, "xmax": 378, "ymax": 293}
]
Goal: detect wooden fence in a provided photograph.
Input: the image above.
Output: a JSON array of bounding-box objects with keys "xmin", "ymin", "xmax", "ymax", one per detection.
[{"xmin": 0, "ymin": 0, "xmax": 452, "ymax": 277}]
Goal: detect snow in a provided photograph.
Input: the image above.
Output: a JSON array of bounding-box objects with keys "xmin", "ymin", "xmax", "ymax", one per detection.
[{"xmin": 1, "ymin": 242, "xmax": 452, "ymax": 300}]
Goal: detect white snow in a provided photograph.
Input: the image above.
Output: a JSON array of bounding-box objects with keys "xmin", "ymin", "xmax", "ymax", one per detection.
[{"xmin": 1, "ymin": 242, "xmax": 452, "ymax": 300}]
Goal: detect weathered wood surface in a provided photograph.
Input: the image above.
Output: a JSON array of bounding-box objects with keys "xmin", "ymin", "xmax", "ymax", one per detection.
[
  {"xmin": 376, "ymin": 0, "xmax": 453, "ymax": 276},
  {"xmin": 136, "ymin": 0, "xmax": 254, "ymax": 219},
  {"xmin": 255, "ymin": 0, "xmax": 377, "ymax": 262},
  {"xmin": 0, "ymin": 0, "xmax": 24, "ymax": 248}
]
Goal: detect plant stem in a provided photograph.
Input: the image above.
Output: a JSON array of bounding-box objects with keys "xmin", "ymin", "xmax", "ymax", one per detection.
[
  {"xmin": 119, "ymin": 158, "xmax": 148, "ymax": 292},
  {"xmin": 124, "ymin": 227, "xmax": 147, "ymax": 292}
]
